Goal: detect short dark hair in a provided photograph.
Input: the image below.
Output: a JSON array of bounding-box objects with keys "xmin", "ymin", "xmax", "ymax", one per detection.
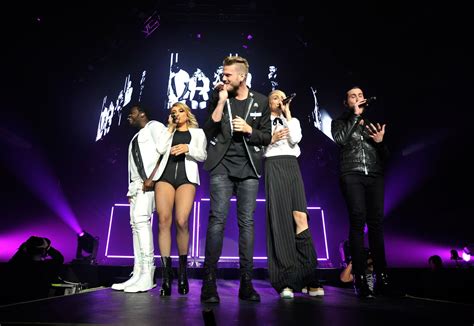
[
  {"xmin": 345, "ymin": 85, "xmax": 362, "ymax": 99},
  {"xmin": 130, "ymin": 103, "xmax": 150, "ymax": 119},
  {"xmin": 23, "ymin": 236, "xmax": 48, "ymax": 256}
]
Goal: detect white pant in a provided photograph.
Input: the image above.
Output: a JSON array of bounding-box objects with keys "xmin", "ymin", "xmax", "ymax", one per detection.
[{"xmin": 129, "ymin": 190, "xmax": 155, "ymax": 267}]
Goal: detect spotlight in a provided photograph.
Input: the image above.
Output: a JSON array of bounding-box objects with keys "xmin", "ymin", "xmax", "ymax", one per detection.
[
  {"xmin": 72, "ymin": 231, "xmax": 99, "ymax": 264},
  {"xmin": 462, "ymin": 250, "xmax": 471, "ymax": 262},
  {"xmin": 462, "ymin": 244, "xmax": 473, "ymax": 262}
]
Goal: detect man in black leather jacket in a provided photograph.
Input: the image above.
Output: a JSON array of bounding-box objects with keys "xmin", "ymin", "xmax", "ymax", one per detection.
[{"xmin": 331, "ymin": 86, "xmax": 390, "ymax": 298}]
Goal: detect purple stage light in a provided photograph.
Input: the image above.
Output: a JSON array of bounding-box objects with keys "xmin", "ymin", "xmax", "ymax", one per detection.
[
  {"xmin": 0, "ymin": 232, "xmax": 37, "ymax": 261},
  {"xmin": 462, "ymin": 245, "xmax": 472, "ymax": 262},
  {"xmin": 74, "ymin": 231, "xmax": 99, "ymax": 264},
  {"xmin": 246, "ymin": 34, "xmax": 253, "ymax": 40},
  {"xmin": 385, "ymin": 235, "xmax": 454, "ymax": 267},
  {"xmin": 3, "ymin": 147, "xmax": 82, "ymax": 234},
  {"xmin": 0, "ymin": 221, "xmax": 77, "ymax": 262},
  {"xmin": 462, "ymin": 251, "xmax": 471, "ymax": 262}
]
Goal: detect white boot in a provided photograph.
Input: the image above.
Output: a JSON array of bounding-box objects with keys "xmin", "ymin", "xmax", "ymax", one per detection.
[
  {"xmin": 124, "ymin": 264, "xmax": 156, "ymax": 292},
  {"xmin": 111, "ymin": 228, "xmax": 142, "ymax": 291},
  {"xmin": 124, "ymin": 220, "xmax": 155, "ymax": 293},
  {"xmin": 111, "ymin": 265, "xmax": 141, "ymax": 291}
]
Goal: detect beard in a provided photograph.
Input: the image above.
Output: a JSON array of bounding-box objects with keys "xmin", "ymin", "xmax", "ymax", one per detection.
[{"xmin": 226, "ymin": 83, "xmax": 238, "ymax": 97}]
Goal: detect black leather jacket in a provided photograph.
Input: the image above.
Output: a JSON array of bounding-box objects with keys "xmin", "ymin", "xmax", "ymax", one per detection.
[{"xmin": 331, "ymin": 111, "xmax": 389, "ymax": 176}]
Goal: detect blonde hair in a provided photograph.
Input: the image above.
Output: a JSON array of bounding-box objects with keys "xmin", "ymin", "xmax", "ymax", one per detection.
[
  {"xmin": 268, "ymin": 89, "xmax": 286, "ymax": 102},
  {"xmin": 223, "ymin": 55, "xmax": 249, "ymax": 75},
  {"xmin": 169, "ymin": 102, "xmax": 199, "ymax": 128}
]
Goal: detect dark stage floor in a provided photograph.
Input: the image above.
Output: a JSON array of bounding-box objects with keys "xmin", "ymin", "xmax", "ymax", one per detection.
[{"xmin": 1, "ymin": 279, "xmax": 473, "ymax": 326}]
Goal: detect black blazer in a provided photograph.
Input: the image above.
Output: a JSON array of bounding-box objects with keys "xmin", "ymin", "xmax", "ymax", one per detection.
[{"xmin": 203, "ymin": 89, "xmax": 271, "ymax": 178}]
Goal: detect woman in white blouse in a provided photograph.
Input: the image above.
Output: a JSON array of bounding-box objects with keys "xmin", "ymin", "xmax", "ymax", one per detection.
[
  {"xmin": 152, "ymin": 102, "xmax": 207, "ymax": 296},
  {"xmin": 264, "ymin": 90, "xmax": 323, "ymax": 299}
]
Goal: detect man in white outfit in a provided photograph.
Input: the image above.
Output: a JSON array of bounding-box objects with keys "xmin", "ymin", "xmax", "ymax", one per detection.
[{"xmin": 111, "ymin": 104, "xmax": 165, "ymax": 292}]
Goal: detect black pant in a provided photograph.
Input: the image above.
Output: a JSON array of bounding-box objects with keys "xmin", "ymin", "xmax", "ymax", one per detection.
[
  {"xmin": 203, "ymin": 174, "xmax": 259, "ymax": 278},
  {"xmin": 340, "ymin": 173, "xmax": 387, "ymax": 275}
]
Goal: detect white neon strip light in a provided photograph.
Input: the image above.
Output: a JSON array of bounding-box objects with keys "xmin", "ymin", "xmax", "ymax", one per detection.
[
  {"xmin": 321, "ymin": 209, "xmax": 330, "ymax": 259},
  {"xmin": 108, "ymin": 255, "xmax": 189, "ymax": 259},
  {"xmin": 196, "ymin": 201, "xmax": 201, "ymax": 257},
  {"xmin": 196, "ymin": 200, "xmax": 329, "ymax": 261},
  {"xmin": 106, "ymin": 200, "xmax": 330, "ymax": 261},
  {"xmin": 200, "ymin": 198, "xmax": 266, "ymax": 202},
  {"xmin": 105, "ymin": 203, "xmax": 151, "ymax": 258},
  {"xmin": 191, "ymin": 201, "xmax": 197, "ymax": 257},
  {"xmin": 104, "ymin": 206, "xmax": 115, "ymax": 256}
]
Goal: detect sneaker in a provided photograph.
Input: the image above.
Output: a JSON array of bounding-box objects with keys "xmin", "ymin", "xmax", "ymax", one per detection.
[
  {"xmin": 280, "ymin": 287, "xmax": 294, "ymax": 299},
  {"xmin": 302, "ymin": 286, "xmax": 325, "ymax": 297}
]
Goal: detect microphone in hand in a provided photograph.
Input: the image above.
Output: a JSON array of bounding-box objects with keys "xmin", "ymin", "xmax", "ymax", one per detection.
[
  {"xmin": 282, "ymin": 93, "xmax": 296, "ymax": 105},
  {"xmin": 171, "ymin": 113, "xmax": 178, "ymax": 124},
  {"xmin": 361, "ymin": 96, "xmax": 377, "ymax": 107}
]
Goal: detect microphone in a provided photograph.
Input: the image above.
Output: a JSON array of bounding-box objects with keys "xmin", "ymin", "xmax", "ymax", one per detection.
[
  {"xmin": 282, "ymin": 93, "xmax": 296, "ymax": 105},
  {"xmin": 361, "ymin": 96, "xmax": 377, "ymax": 107},
  {"xmin": 171, "ymin": 113, "xmax": 179, "ymax": 123}
]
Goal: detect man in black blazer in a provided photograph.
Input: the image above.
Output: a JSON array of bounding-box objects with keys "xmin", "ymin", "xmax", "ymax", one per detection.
[{"xmin": 201, "ymin": 56, "xmax": 271, "ymax": 303}]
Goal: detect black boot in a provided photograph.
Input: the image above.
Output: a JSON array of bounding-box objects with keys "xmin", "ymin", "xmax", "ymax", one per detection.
[
  {"xmin": 178, "ymin": 255, "xmax": 189, "ymax": 295},
  {"xmin": 238, "ymin": 274, "xmax": 260, "ymax": 302},
  {"xmin": 374, "ymin": 271, "xmax": 391, "ymax": 296},
  {"xmin": 160, "ymin": 256, "xmax": 172, "ymax": 296},
  {"xmin": 201, "ymin": 269, "xmax": 219, "ymax": 303},
  {"xmin": 354, "ymin": 274, "xmax": 374, "ymax": 298}
]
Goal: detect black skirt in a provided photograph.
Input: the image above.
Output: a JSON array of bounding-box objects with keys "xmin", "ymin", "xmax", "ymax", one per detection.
[{"xmin": 265, "ymin": 155, "xmax": 318, "ymax": 293}]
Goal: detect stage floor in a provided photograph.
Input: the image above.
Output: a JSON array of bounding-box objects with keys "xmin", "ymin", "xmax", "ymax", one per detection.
[{"xmin": 0, "ymin": 279, "xmax": 473, "ymax": 326}]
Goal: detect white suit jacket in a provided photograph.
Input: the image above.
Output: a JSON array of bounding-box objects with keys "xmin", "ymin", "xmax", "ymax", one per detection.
[
  {"xmin": 153, "ymin": 127, "xmax": 207, "ymax": 185},
  {"xmin": 127, "ymin": 120, "xmax": 165, "ymax": 197}
]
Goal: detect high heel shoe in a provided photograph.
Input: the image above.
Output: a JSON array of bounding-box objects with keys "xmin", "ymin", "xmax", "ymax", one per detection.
[
  {"xmin": 177, "ymin": 255, "xmax": 189, "ymax": 295},
  {"xmin": 160, "ymin": 256, "xmax": 172, "ymax": 296}
]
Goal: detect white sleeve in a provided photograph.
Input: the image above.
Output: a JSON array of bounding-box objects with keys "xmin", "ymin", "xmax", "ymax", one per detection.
[
  {"xmin": 149, "ymin": 121, "xmax": 166, "ymax": 151},
  {"xmin": 187, "ymin": 128, "xmax": 207, "ymax": 162},
  {"xmin": 287, "ymin": 118, "xmax": 302, "ymax": 145},
  {"xmin": 156, "ymin": 128, "xmax": 173, "ymax": 155}
]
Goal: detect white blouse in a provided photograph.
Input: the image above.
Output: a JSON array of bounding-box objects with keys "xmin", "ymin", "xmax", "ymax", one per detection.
[{"xmin": 264, "ymin": 114, "xmax": 302, "ymax": 158}]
